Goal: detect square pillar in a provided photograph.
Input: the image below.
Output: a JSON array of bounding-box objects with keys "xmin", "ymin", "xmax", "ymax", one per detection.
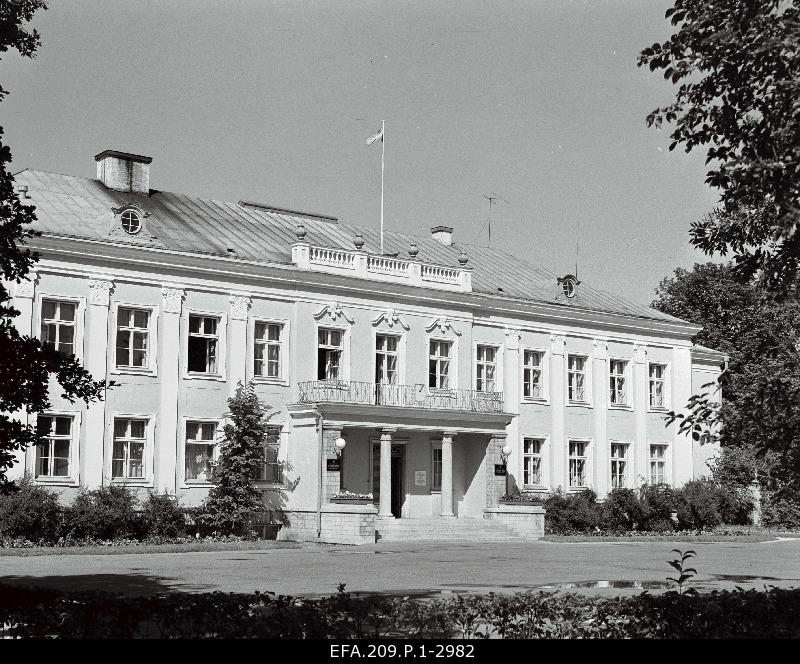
[
  {"xmin": 440, "ymin": 431, "xmax": 455, "ymax": 517},
  {"xmin": 378, "ymin": 428, "xmax": 394, "ymax": 518},
  {"xmin": 485, "ymin": 433, "xmax": 508, "ymax": 508},
  {"xmin": 322, "ymin": 425, "xmax": 343, "ymax": 503},
  {"xmin": 157, "ymin": 286, "xmax": 184, "ymax": 493}
]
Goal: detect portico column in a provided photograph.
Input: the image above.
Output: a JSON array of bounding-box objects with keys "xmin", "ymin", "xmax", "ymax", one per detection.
[
  {"xmin": 84, "ymin": 278, "xmax": 113, "ymax": 488},
  {"xmin": 440, "ymin": 431, "xmax": 455, "ymax": 517},
  {"xmin": 378, "ymin": 428, "xmax": 395, "ymax": 517}
]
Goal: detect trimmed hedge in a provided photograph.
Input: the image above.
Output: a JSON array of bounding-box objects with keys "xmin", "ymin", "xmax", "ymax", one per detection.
[{"xmin": 1, "ymin": 583, "xmax": 800, "ymax": 638}]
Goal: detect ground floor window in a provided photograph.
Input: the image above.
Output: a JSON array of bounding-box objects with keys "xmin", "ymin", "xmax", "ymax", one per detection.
[
  {"xmin": 650, "ymin": 444, "xmax": 668, "ymax": 484},
  {"xmin": 568, "ymin": 440, "xmax": 588, "ymax": 488},
  {"xmin": 522, "ymin": 438, "xmax": 544, "ymax": 486},
  {"xmin": 35, "ymin": 415, "xmax": 73, "ymax": 478},
  {"xmin": 610, "ymin": 443, "xmax": 628, "ymax": 489},
  {"xmin": 431, "ymin": 447, "xmax": 442, "ymax": 490},
  {"xmin": 185, "ymin": 421, "xmax": 217, "ymax": 481},
  {"xmin": 112, "ymin": 418, "xmax": 147, "ymax": 479},
  {"xmin": 258, "ymin": 426, "xmax": 283, "ymax": 483}
]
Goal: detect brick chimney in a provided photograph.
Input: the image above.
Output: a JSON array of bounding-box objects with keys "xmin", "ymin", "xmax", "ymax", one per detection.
[
  {"xmin": 431, "ymin": 225, "xmax": 453, "ymax": 245},
  {"xmin": 95, "ymin": 150, "xmax": 152, "ymax": 194}
]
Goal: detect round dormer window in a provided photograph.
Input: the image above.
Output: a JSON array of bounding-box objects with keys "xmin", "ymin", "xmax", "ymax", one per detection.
[
  {"xmin": 121, "ymin": 210, "xmax": 141, "ymax": 234},
  {"xmin": 560, "ymin": 274, "xmax": 579, "ymax": 298}
]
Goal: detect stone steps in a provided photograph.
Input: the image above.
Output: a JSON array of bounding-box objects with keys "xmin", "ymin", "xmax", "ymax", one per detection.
[{"xmin": 375, "ymin": 517, "xmax": 524, "ymax": 542}]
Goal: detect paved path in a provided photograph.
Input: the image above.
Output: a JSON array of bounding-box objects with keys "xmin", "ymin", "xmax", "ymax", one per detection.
[{"xmin": 2, "ymin": 539, "xmax": 800, "ymax": 598}]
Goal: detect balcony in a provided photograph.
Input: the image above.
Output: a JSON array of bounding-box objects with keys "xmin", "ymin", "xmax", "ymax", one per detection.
[{"xmin": 298, "ymin": 380, "xmax": 504, "ymax": 413}]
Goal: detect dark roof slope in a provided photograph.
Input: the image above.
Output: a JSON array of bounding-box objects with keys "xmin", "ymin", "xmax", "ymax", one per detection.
[{"xmin": 15, "ymin": 169, "xmax": 683, "ymax": 324}]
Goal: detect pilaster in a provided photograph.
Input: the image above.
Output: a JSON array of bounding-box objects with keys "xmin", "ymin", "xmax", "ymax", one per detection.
[
  {"xmin": 228, "ymin": 293, "xmax": 251, "ymax": 393},
  {"xmin": 549, "ymin": 334, "xmax": 566, "ymax": 489},
  {"xmin": 633, "ymin": 343, "xmax": 649, "ymax": 485},
  {"xmin": 593, "ymin": 337, "xmax": 609, "ymax": 496},
  {"xmin": 322, "ymin": 425, "xmax": 343, "ymax": 503},
  {"xmin": 503, "ymin": 328, "xmax": 521, "ymax": 492},
  {"xmin": 485, "ymin": 432, "xmax": 508, "ymax": 508},
  {"xmin": 157, "ymin": 286, "xmax": 184, "ymax": 493}
]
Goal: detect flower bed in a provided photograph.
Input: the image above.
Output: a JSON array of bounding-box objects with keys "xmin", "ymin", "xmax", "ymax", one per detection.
[{"xmin": 330, "ymin": 491, "xmax": 374, "ymax": 505}]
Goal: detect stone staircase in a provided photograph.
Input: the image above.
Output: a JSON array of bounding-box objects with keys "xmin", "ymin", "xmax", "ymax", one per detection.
[{"xmin": 375, "ymin": 516, "xmax": 525, "ymax": 542}]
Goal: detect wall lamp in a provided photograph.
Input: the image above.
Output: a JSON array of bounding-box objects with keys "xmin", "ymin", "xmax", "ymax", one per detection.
[
  {"xmin": 500, "ymin": 444, "xmax": 513, "ymax": 466},
  {"xmin": 335, "ymin": 436, "xmax": 347, "ymax": 458}
]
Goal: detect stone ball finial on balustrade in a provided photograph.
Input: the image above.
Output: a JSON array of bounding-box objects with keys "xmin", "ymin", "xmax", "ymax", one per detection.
[
  {"xmin": 458, "ymin": 250, "xmax": 468, "ymax": 266},
  {"xmin": 408, "ymin": 241, "xmax": 419, "ymax": 258},
  {"xmin": 295, "ymin": 223, "xmax": 307, "ymax": 241},
  {"xmin": 353, "ymin": 232, "xmax": 365, "ymax": 250}
]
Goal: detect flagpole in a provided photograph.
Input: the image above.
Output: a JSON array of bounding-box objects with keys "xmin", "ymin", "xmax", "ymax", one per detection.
[{"xmin": 380, "ymin": 120, "xmax": 385, "ymax": 255}]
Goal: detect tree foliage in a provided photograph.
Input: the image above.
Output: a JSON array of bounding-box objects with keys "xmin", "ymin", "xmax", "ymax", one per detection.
[
  {"xmin": 639, "ymin": 1, "xmax": 800, "ymax": 296},
  {"xmin": 0, "ymin": 0, "xmax": 106, "ymax": 492}
]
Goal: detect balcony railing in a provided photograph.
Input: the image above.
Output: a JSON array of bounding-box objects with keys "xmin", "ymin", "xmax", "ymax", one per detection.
[{"xmin": 298, "ymin": 380, "xmax": 504, "ymax": 413}]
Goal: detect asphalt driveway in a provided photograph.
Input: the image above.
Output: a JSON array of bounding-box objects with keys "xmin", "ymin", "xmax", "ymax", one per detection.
[{"xmin": 2, "ymin": 538, "xmax": 800, "ymax": 598}]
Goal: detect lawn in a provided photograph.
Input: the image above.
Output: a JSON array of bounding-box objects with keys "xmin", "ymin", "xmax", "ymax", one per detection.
[{"xmin": 0, "ymin": 539, "xmax": 302, "ymax": 557}]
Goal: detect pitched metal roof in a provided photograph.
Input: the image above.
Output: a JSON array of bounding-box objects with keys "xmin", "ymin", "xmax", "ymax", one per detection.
[{"xmin": 14, "ymin": 169, "xmax": 684, "ymax": 324}]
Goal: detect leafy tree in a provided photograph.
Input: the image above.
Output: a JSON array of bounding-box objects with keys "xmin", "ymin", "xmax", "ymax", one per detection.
[
  {"xmin": 639, "ymin": 1, "xmax": 800, "ymax": 296},
  {"xmin": 202, "ymin": 383, "xmax": 270, "ymax": 534},
  {"xmin": 0, "ymin": 1, "xmax": 106, "ymax": 492}
]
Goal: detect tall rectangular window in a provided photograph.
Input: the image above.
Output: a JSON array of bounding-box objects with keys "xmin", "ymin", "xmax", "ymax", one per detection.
[
  {"xmin": 610, "ymin": 443, "xmax": 628, "ymax": 489},
  {"xmin": 254, "ymin": 322, "xmax": 283, "ymax": 379},
  {"xmin": 375, "ymin": 334, "xmax": 399, "ymax": 384},
  {"xmin": 188, "ymin": 315, "xmax": 219, "ymax": 374},
  {"xmin": 568, "ymin": 440, "xmax": 588, "ymax": 488},
  {"xmin": 523, "ymin": 438, "xmax": 544, "ymax": 486},
  {"xmin": 523, "ymin": 350, "xmax": 544, "ymax": 399},
  {"xmin": 317, "ymin": 328, "xmax": 343, "ymax": 380},
  {"xmin": 185, "ymin": 421, "xmax": 216, "ymax": 481},
  {"xmin": 429, "ymin": 340, "xmax": 452, "ymax": 389},
  {"xmin": 609, "ymin": 359, "xmax": 627, "ymax": 406},
  {"xmin": 567, "ymin": 355, "xmax": 588, "ymax": 403},
  {"xmin": 650, "ymin": 444, "xmax": 668, "ymax": 484},
  {"xmin": 112, "ymin": 419, "xmax": 147, "ymax": 479},
  {"xmin": 41, "ymin": 299, "xmax": 76, "ymax": 357},
  {"xmin": 35, "ymin": 415, "xmax": 72, "ymax": 478},
  {"xmin": 258, "ymin": 426, "xmax": 283, "ymax": 483},
  {"xmin": 649, "ymin": 364, "xmax": 667, "ymax": 408},
  {"xmin": 476, "ymin": 345, "xmax": 497, "ymax": 392},
  {"xmin": 432, "ymin": 447, "xmax": 442, "ymax": 490},
  {"xmin": 116, "ymin": 307, "xmax": 150, "ymax": 369}
]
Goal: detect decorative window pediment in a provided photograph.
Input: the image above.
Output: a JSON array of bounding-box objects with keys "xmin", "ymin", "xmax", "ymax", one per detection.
[
  {"xmin": 425, "ymin": 317, "xmax": 461, "ymax": 337},
  {"xmin": 372, "ymin": 308, "xmax": 410, "ymax": 331},
  {"xmin": 313, "ymin": 301, "xmax": 354, "ymax": 325}
]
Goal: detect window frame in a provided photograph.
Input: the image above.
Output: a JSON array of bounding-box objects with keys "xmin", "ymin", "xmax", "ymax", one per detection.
[
  {"xmin": 521, "ymin": 346, "xmax": 548, "ymax": 403},
  {"xmin": 427, "ymin": 336, "xmax": 456, "ymax": 390},
  {"xmin": 110, "ymin": 302, "xmax": 159, "ymax": 376},
  {"xmin": 250, "ymin": 317, "xmax": 290, "ymax": 385},
  {"xmin": 474, "ymin": 342, "xmax": 501, "ymax": 394},
  {"xmin": 647, "ymin": 362, "xmax": 670, "ymax": 411},
  {"xmin": 609, "ymin": 440, "xmax": 630, "ymax": 490},
  {"xmin": 181, "ymin": 418, "xmax": 222, "ymax": 486},
  {"xmin": 521, "ymin": 436, "xmax": 547, "ymax": 489},
  {"xmin": 649, "ymin": 443, "xmax": 670, "ymax": 485},
  {"xmin": 107, "ymin": 414, "xmax": 155, "ymax": 487},
  {"xmin": 315, "ymin": 324, "xmax": 349, "ymax": 382},
  {"xmin": 566, "ymin": 353, "xmax": 591, "ymax": 407},
  {"xmin": 31, "ymin": 411, "xmax": 81, "ymax": 486},
  {"xmin": 608, "ymin": 358, "xmax": 630, "ymax": 409},
  {"xmin": 183, "ymin": 310, "xmax": 227, "ymax": 381},
  {"xmin": 567, "ymin": 438, "xmax": 591, "ymax": 490},
  {"xmin": 35, "ymin": 293, "xmax": 86, "ymax": 365}
]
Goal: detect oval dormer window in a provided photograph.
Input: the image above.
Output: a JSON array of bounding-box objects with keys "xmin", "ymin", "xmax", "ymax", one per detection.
[
  {"xmin": 121, "ymin": 210, "xmax": 141, "ymax": 234},
  {"xmin": 560, "ymin": 275, "xmax": 578, "ymax": 298}
]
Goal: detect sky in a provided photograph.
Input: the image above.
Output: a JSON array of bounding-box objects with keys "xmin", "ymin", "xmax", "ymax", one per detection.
[{"xmin": 1, "ymin": 0, "xmax": 721, "ymax": 306}]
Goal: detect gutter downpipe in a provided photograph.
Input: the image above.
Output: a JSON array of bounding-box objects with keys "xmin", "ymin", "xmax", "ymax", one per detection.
[{"xmin": 316, "ymin": 411, "xmax": 324, "ymax": 538}]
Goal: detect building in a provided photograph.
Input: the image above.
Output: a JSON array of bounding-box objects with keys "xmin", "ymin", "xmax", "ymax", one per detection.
[{"xmin": 6, "ymin": 150, "xmax": 723, "ymax": 543}]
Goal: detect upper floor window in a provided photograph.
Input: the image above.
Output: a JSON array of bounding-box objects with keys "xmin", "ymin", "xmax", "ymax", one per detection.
[
  {"xmin": 610, "ymin": 443, "xmax": 628, "ymax": 489},
  {"xmin": 254, "ymin": 322, "xmax": 283, "ymax": 379},
  {"xmin": 35, "ymin": 415, "xmax": 73, "ymax": 478},
  {"xmin": 475, "ymin": 344, "xmax": 497, "ymax": 392},
  {"xmin": 116, "ymin": 308, "xmax": 150, "ymax": 369},
  {"xmin": 649, "ymin": 363, "xmax": 667, "ymax": 408},
  {"xmin": 609, "ymin": 359, "xmax": 628, "ymax": 406},
  {"xmin": 375, "ymin": 334, "xmax": 399, "ymax": 385},
  {"xmin": 41, "ymin": 299, "xmax": 76, "ymax": 357},
  {"xmin": 429, "ymin": 340, "xmax": 452, "ymax": 389},
  {"xmin": 650, "ymin": 444, "xmax": 668, "ymax": 484},
  {"xmin": 523, "ymin": 350, "xmax": 544, "ymax": 400},
  {"xmin": 185, "ymin": 421, "xmax": 217, "ymax": 481},
  {"xmin": 523, "ymin": 437, "xmax": 544, "ymax": 486},
  {"xmin": 258, "ymin": 426, "xmax": 283, "ymax": 483},
  {"xmin": 568, "ymin": 440, "xmax": 588, "ymax": 488},
  {"xmin": 112, "ymin": 418, "xmax": 147, "ymax": 480},
  {"xmin": 567, "ymin": 354, "xmax": 588, "ymax": 403},
  {"xmin": 318, "ymin": 328, "xmax": 343, "ymax": 380},
  {"xmin": 188, "ymin": 315, "xmax": 220, "ymax": 374}
]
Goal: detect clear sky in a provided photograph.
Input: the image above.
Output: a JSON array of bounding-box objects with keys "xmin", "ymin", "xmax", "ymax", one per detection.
[{"xmin": 2, "ymin": 0, "xmax": 720, "ymax": 306}]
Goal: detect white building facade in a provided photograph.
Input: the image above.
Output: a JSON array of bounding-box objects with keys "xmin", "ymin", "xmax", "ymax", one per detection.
[{"xmin": 6, "ymin": 150, "xmax": 723, "ymax": 542}]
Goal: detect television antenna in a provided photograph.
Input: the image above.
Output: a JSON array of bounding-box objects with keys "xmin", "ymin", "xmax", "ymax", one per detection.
[{"xmin": 481, "ymin": 192, "xmax": 510, "ymax": 247}]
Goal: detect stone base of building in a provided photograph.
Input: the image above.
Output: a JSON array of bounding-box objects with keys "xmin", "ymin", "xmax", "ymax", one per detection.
[
  {"xmin": 277, "ymin": 505, "xmax": 378, "ymax": 545},
  {"xmin": 483, "ymin": 505, "xmax": 545, "ymax": 540}
]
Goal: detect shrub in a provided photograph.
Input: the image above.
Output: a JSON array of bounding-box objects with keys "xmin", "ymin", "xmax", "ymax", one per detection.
[
  {"xmin": 0, "ymin": 476, "xmax": 62, "ymax": 544},
  {"xmin": 761, "ymin": 495, "xmax": 800, "ymax": 529},
  {"xmin": 141, "ymin": 491, "xmax": 186, "ymax": 538},
  {"xmin": 62, "ymin": 485, "xmax": 143, "ymax": 541},
  {"xmin": 637, "ymin": 484, "xmax": 677, "ymax": 532},
  {"xmin": 544, "ymin": 488, "xmax": 600, "ymax": 534},
  {"xmin": 674, "ymin": 478, "xmax": 723, "ymax": 531},
  {"xmin": 600, "ymin": 488, "xmax": 644, "ymax": 532}
]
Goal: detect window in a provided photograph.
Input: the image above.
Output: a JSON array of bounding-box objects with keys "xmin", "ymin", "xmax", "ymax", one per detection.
[
  {"xmin": 568, "ymin": 440, "xmax": 588, "ymax": 488},
  {"xmin": 476, "ymin": 345, "xmax": 497, "ymax": 392},
  {"xmin": 375, "ymin": 334, "xmax": 399, "ymax": 384},
  {"xmin": 188, "ymin": 315, "xmax": 220, "ymax": 374},
  {"xmin": 432, "ymin": 447, "xmax": 442, "ymax": 490},
  {"xmin": 121, "ymin": 210, "xmax": 141, "ymax": 234},
  {"xmin": 112, "ymin": 419, "xmax": 147, "ymax": 480},
  {"xmin": 609, "ymin": 360, "xmax": 628, "ymax": 406},
  {"xmin": 254, "ymin": 322, "xmax": 283, "ymax": 379},
  {"xmin": 258, "ymin": 426, "xmax": 283, "ymax": 483},
  {"xmin": 523, "ymin": 438, "xmax": 544, "ymax": 486},
  {"xmin": 41, "ymin": 299, "xmax": 76, "ymax": 357},
  {"xmin": 650, "ymin": 444, "xmax": 668, "ymax": 484},
  {"xmin": 567, "ymin": 354, "xmax": 588, "ymax": 403},
  {"xmin": 649, "ymin": 363, "xmax": 667, "ymax": 408},
  {"xmin": 317, "ymin": 328, "xmax": 343, "ymax": 380},
  {"xmin": 185, "ymin": 421, "xmax": 217, "ymax": 481},
  {"xmin": 523, "ymin": 350, "xmax": 544, "ymax": 400},
  {"xmin": 116, "ymin": 307, "xmax": 150, "ymax": 369},
  {"xmin": 429, "ymin": 340, "xmax": 452, "ymax": 389},
  {"xmin": 35, "ymin": 415, "xmax": 72, "ymax": 478},
  {"xmin": 610, "ymin": 443, "xmax": 628, "ymax": 489}
]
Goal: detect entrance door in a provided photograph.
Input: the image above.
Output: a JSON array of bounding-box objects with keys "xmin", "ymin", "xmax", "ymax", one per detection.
[{"xmin": 371, "ymin": 443, "xmax": 405, "ymax": 518}]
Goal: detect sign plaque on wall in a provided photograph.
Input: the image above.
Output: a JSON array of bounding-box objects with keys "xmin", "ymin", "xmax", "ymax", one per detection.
[
  {"xmin": 414, "ymin": 471, "xmax": 427, "ymax": 486},
  {"xmin": 326, "ymin": 458, "xmax": 341, "ymax": 471},
  {"xmin": 494, "ymin": 464, "xmax": 507, "ymax": 476}
]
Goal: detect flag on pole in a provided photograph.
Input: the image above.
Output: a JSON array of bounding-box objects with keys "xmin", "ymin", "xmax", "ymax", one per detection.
[{"xmin": 365, "ymin": 127, "xmax": 383, "ymax": 145}]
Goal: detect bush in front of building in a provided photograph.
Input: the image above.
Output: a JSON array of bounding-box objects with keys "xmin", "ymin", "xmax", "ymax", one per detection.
[
  {"xmin": 542, "ymin": 488, "xmax": 602, "ymax": 534},
  {"xmin": 140, "ymin": 491, "xmax": 187, "ymax": 539},
  {"xmin": 599, "ymin": 488, "xmax": 645, "ymax": 532},
  {"xmin": 0, "ymin": 477, "xmax": 63, "ymax": 545},
  {"xmin": 62, "ymin": 485, "xmax": 145, "ymax": 542}
]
